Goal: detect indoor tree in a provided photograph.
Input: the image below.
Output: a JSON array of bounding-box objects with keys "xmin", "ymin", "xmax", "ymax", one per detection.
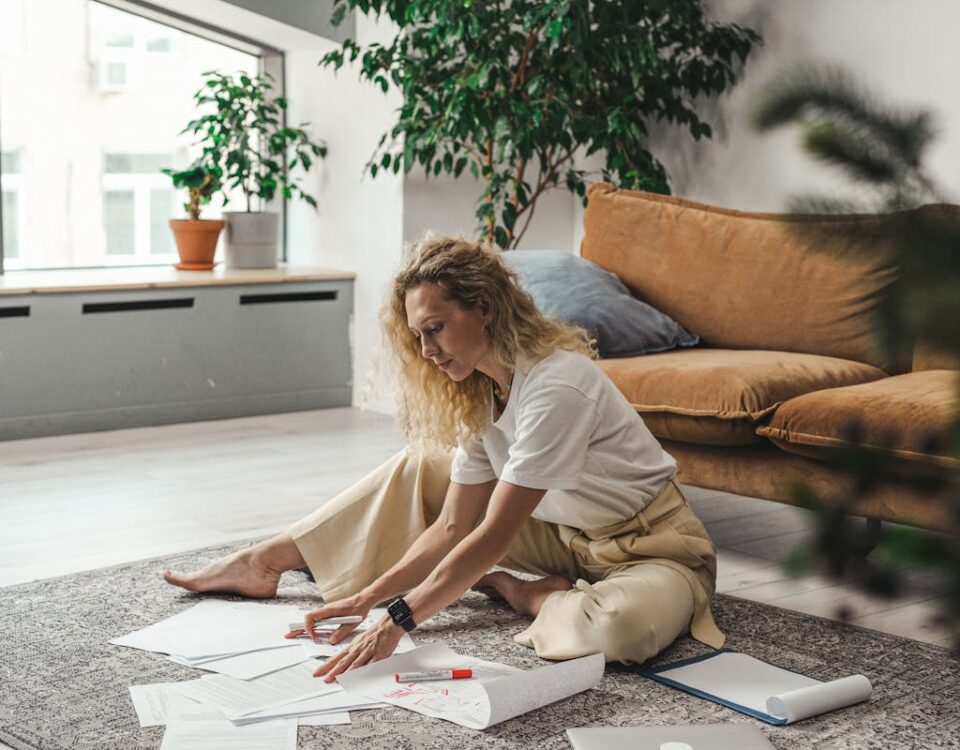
[{"xmin": 320, "ymin": 0, "xmax": 761, "ymax": 248}]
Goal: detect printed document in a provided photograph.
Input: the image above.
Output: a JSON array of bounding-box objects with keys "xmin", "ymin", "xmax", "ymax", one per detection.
[
  {"xmin": 168, "ymin": 644, "xmax": 310, "ymax": 680},
  {"xmin": 338, "ymin": 643, "xmax": 605, "ymax": 729},
  {"xmin": 173, "ymin": 660, "xmax": 340, "ymax": 720},
  {"xmin": 159, "ymin": 718, "xmax": 296, "ymax": 750}
]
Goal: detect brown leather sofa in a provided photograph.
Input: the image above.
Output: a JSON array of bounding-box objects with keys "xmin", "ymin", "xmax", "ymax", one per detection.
[{"xmin": 581, "ymin": 183, "xmax": 959, "ymax": 534}]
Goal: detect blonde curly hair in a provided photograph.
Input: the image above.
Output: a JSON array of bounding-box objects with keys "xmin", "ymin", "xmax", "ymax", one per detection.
[{"xmin": 375, "ymin": 234, "xmax": 597, "ymax": 453}]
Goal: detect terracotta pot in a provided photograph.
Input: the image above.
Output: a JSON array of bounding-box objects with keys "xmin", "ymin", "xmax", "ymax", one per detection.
[{"xmin": 169, "ymin": 219, "xmax": 225, "ymax": 271}]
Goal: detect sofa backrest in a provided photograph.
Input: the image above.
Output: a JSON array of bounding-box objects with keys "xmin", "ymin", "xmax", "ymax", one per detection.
[{"xmin": 580, "ymin": 183, "xmax": 907, "ymax": 373}]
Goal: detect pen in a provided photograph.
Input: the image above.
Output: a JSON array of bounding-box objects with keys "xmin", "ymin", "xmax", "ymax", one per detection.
[
  {"xmin": 287, "ymin": 616, "xmax": 364, "ymax": 631},
  {"xmin": 395, "ymin": 669, "xmax": 473, "ymax": 682}
]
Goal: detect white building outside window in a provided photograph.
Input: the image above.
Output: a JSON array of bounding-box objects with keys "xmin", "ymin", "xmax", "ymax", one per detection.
[
  {"xmin": 0, "ymin": 0, "xmax": 260, "ymax": 270},
  {"xmin": 1, "ymin": 150, "xmax": 23, "ymax": 262}
]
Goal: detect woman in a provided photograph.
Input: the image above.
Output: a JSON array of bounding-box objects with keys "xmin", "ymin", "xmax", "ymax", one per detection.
[{"xmin": 164, "ymin": 235, "xmax": 725, "ymax": 683}]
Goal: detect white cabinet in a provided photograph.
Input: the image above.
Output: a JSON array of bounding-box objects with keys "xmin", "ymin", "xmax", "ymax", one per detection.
[{"xmin": 0, "ymin": 280, "xmax": 353, "ymax": 439}]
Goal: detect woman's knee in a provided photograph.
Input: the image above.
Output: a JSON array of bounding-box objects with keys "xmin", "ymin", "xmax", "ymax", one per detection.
[
  {"xmin": 598, "ymin": 568, "xmax": 695, "ymax": 663},
  {"xmin": 524, "ymin": 568, "xmax": 695, "ymax": 664}
]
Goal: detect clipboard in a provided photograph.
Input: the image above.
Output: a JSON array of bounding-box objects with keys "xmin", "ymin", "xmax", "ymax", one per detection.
[{"xmin": 642, "ymin": 648, "xmax": 872, "ymax": 725}]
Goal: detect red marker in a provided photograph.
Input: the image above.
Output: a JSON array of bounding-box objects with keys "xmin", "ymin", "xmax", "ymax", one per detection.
[{"xmin": 394, "ymin": 669, "xmax": 473, "ymax": 682}]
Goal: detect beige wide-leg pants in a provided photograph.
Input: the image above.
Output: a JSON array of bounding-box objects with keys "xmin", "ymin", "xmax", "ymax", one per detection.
[{"xmin": 290, "ymin": 449, "xmax": 725, "ymax": 665}]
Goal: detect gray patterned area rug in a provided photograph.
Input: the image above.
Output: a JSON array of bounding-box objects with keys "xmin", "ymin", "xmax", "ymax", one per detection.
[{"xmin": 1, "ymin": 541, "xmax": 958, "ymax": 750}]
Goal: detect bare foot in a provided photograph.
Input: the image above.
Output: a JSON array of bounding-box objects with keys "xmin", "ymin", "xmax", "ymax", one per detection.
[
  {"xmin": 471, "ymin": 571, "xmax": 572, "ymax": 618},
  {"xmin": 163, "ymin": 548, "xmax": 282, "ymax": 598}
]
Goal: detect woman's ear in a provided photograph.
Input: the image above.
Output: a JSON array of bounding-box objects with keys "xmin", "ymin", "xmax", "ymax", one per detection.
[{"xmin": 478, "ymin": 297, "xmax": 493, "ymax": 325}]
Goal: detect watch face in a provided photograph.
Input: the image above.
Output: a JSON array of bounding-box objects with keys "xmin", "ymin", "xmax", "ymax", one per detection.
[{"xmin": 389, "ymin": 598, "xmax": 412, "ymax": 623}]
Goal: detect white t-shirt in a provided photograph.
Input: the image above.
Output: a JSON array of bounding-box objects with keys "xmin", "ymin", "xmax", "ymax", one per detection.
[{"xmin": 450, "ymin": 349, "xmax": 677, "ymax": 530}]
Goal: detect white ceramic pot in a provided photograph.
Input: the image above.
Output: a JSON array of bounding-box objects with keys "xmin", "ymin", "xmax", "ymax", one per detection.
[{"xmin": 223, "ymin": 211, "xmax": 280, "ymax": 269}]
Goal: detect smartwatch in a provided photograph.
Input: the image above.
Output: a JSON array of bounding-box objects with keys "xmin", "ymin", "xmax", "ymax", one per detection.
[{"xmin": 387, "ymin": 597, "xmax": 417, "ymax": 632}]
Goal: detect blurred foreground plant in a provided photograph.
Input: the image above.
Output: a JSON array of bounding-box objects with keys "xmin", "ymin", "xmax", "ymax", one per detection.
[{"xmin": 753, "ymin": 66, "xmax": 960, "ymax": 645}]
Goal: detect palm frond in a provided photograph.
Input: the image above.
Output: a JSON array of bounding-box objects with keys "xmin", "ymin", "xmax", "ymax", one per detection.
[
  {"xmin": 753, "ymin": 66, "xmax": 937, "ymax": 170},
  {"xmin": 785, "ymin": 193, "xmax": 872, "ymax": 215},
  {"xmin": 802, "ymin": 121, "xmax": 900, "ymax": 184}
]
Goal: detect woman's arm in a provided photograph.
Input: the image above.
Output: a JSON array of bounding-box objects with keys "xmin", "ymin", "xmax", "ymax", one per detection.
[
  {"xmin": 402, "ymin": 481, "xmax": 545, "ymax": 626},
  {"xmin": 314, "ymin": 480, "xmax": 545, "ymax": 681},
  {"xmin": 293, "ymin": 478, "xmax": 496, "ymax": 641},
  {"xmin": 358, "ymin": 477, "xmax": 498, "ymax": 606}
]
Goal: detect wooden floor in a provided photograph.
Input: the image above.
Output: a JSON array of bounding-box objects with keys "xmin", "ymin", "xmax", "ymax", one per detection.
[{"xmin": 1, "ymin": 407, "xmax": 954, "ymax": 652}]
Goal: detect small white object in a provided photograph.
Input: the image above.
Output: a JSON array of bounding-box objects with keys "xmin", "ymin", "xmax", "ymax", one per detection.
[{"xmin": 288, "ymin": 615, "xmax": 363, "ymax": 631}]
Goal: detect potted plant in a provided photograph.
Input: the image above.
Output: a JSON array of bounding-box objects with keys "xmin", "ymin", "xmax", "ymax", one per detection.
[
  {"xmin": 180, "ymin": 71, "xmax": 327, "ymax": 269},
  {"xmin": 319, "ymin": 0, "xmax": 760, "ymax": 248},
  {"xmin": 162, "ymin": 165, "xmax": 223, "ymax": 270}
]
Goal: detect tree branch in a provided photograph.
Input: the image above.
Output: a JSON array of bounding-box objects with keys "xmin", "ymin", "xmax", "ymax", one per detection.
[
  {"xmin": 512, "ymin": 148, "xmax": 574, "ymax": 247},
  {"xmin": 510, "ymin": 30, "xmax": 538, "ymax": 95},
  {"xmin": 485, "ymin": 136, "xmax": 495, "ymax": 243}
]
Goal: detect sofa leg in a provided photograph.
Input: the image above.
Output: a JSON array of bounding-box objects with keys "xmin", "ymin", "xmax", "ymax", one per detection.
[{"xmin": 862, "ymin": 518, "xmax": 883, "ymax": 555}]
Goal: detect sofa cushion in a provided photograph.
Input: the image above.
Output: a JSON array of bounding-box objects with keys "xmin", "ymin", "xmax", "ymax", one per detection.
[
  {"xmin": 756, "ymin": 370, "xmax": 960, "ymax": 472},
  {"xmin": 597, "ymin": 349, "xmax": 887, "ymax": 446},
  {"xmin": 504, "ymin": 249, "xmax": 699, "ymax": 358},
  {"xmin": 581, "ymin": 182, "xmax": 906, "ymax": 373}
]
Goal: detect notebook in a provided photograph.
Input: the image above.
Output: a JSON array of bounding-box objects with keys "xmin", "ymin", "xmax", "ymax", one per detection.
[
  {"xmin": 565, "ymin": 724, "xmax": 776, "ymax": 750},
  {"xmin": 643, "ymin": 649, "xmax": 872, "ymax": 725}
]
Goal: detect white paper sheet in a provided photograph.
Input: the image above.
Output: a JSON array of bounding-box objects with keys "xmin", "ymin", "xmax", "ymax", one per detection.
[
  {"xmin": 168, "ymin": 644, "xmax": 311, "ymax": 679},
  {"xmin": 298, "ymin": 712, "xmax": 351, "ymax": 726},
  {"xmin": 130, "ymin": 683, "xmax": 186, "ymax": 727},
  {"xmin": 169, "ymin": 644, "xmax": 301, "ymax": 666},
  {"xmin": 159, "ymin": 718, "xmax": 296, "ymax": 750},
  {"xmin": 174, "ymin": 660, "xmax": 341, "ymax": 720},
  {"xmin": 655, "ymin": 652, "xmax": 872, "ymax": 724},
  {"xmin": 113, "ymin": 601, "xmax": 304, "ymax": 659},
  {"xmin": 337, "ymin": 643, "xmax": 605, "ymax": 729},
  {"xmin": 233, "ymin": 690, "xmax": 388, "ymax": 725},
  {"xmin": 130, "ymin": 680, "xmax": 240, "ymax": 727}
]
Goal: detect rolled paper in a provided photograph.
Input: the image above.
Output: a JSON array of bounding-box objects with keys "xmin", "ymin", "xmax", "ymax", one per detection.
[{"xmin": 767, "ymin": 674, "xmax": 873, "ymax": 723}]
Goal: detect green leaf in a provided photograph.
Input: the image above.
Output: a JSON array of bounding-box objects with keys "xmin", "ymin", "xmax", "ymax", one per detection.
[{"xmin": 176, "ymin": 70, "xmax": 327, "ymax": 207}]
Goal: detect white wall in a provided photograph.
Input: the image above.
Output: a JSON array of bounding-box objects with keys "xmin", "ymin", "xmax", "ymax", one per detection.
[
  {"xmin": 643, "ymin": 0, "xmax": 960, "ymax": 212},
  {"xmin": 283, "ymin": 14, "xmax": 404, "ymax": 413},
  {"xmin": 402, "ymin": 170, "xmax": 577, "ymax": 251}
]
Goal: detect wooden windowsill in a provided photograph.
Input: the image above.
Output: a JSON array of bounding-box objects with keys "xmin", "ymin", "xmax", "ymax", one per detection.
[{"xmin": 0, "ymin": 264, "xmax": 356, "ymax": 296}]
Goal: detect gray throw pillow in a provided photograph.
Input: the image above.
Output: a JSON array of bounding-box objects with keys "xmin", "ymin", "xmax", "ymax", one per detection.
[{"xmin": 504, "ymin": 250, "xmax": 699, "ymax": 358}]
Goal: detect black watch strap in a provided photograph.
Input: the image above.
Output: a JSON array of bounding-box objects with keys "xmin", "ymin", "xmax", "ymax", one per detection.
[{"xmin": 388, "ymin": 597, "xmax": 416, "ymax": 632}]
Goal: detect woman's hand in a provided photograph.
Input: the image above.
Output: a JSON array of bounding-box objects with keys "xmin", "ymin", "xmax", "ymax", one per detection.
[
  {"xmin": 284, "ymin": 594, "xmax": 372, "ymax": 645},
  {"xmin": 312, "ymin": 616, "xmax": 403, "ymax": 682}
]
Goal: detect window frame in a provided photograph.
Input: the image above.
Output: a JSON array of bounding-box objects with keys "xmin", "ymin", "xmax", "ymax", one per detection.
[
  {"xmin": 0, "ymin": 162, "xmax": 24, "ymax": 262},
  {"xmin": 0, "ymin": 0, "xmax": 287, "ymax": 274}
]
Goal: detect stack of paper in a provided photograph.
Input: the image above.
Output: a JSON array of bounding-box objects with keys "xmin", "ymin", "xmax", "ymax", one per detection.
[
  {"xmin": 113, "ymin": 601, "xmax": 414, "ymax": 679},
  {"xmin": 117, "ymin": 602, "xmax": 605, "ymax": 741},
  {"xmin": 116, "ymin": 601, "xmax": 407, "ymax": 742}
]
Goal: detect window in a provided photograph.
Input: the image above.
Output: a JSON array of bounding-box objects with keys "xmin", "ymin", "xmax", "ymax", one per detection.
[
  {"xmin": 1, "ymin": 151, "xmax": 21, "ymax": 261},
  {"xmin": 102, "ymin": 153, "xmax": 178, "ymax": 263},
  {"xmin": 0, "ymin": 0, "xmax": 268, "ymax": 271}
]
